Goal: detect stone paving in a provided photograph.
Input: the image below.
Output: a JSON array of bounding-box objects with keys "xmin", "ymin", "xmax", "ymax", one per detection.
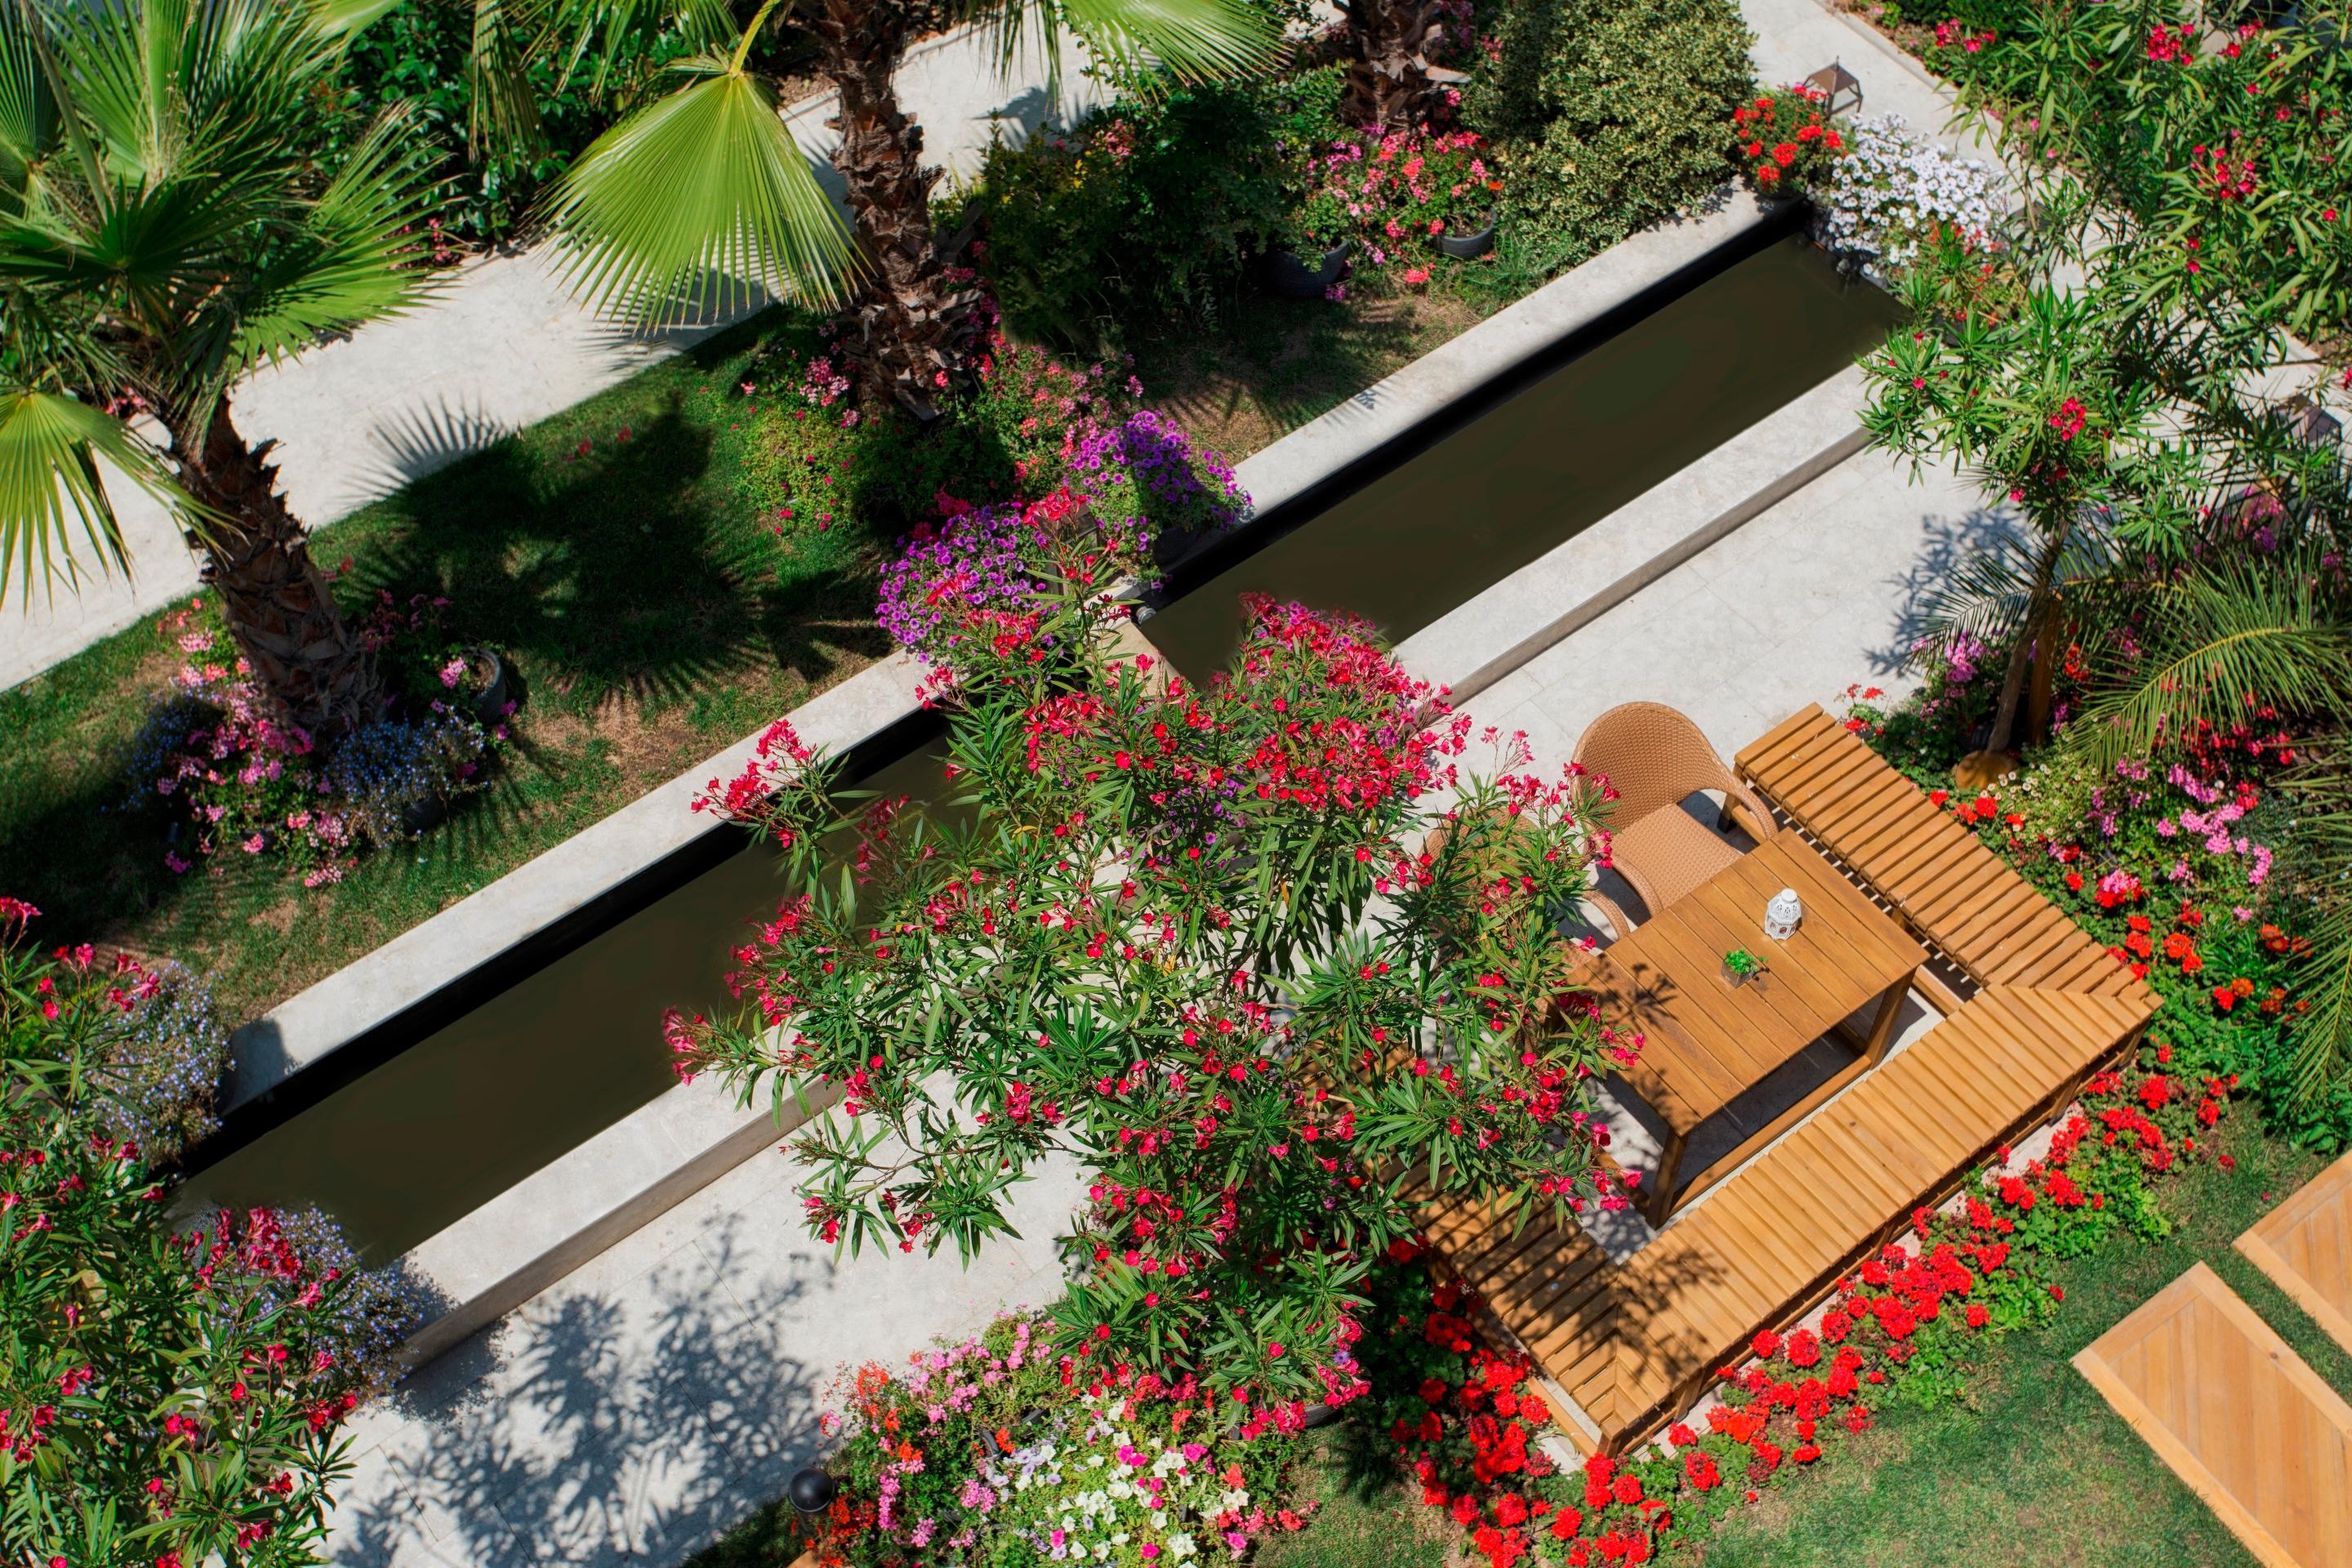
[{"xmin": 323, "ymin": 438, "xmax": 2010, "ymax": 1568}]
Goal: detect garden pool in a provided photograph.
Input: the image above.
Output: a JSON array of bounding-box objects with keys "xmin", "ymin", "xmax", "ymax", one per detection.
[
  {"xmin": 1143, "ymin": 232, "xmax": 1902, "ymax": 679},
  {"xmin": 185, "ymin": 729, "xmax": 953, "ymax": 1264},
  {"xmin": 184, "ymin": 228, "xmax": 1896, "ymax": 1267}
]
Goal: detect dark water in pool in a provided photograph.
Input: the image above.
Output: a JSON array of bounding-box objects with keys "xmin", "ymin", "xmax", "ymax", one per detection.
[
  {"xmin": 185, "ymin": 742, "xmax": 953, "ymax": 1263},
  {"xmin": 1143, "ymin": 234, "xmax": 1901, "ymax": 680}
]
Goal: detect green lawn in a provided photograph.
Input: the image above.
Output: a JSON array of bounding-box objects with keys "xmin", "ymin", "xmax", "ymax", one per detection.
[
  {"xmin": 0, "ymin": 308, "xmax": 884, "ymax": 1025},
  {"xmin": 0, "ymin": 272, "xmax": 1505, "ymax": 1030},
  {"xmin": 1690, "ymin": 1120, "xmax": 2348, "ymax": 1566}
]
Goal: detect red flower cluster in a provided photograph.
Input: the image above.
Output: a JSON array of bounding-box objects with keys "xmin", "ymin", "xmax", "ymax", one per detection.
[{"xmin": 1732, "ymin": 85, "xmax": 1844, "ymax": 191}]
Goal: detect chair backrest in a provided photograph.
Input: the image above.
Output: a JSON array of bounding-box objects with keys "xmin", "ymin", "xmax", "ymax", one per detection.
[{"xmin": 1571, "ymin": 702, "xmax": 1736, "ymax": 826}]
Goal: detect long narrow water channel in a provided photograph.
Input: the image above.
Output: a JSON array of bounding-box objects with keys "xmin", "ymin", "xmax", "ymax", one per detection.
[
  {"xmin": 184, "ymin": 231, "xmax": 1897, "ymax": 1266},
  {"xmin": 1143, "ymin": 234, "xmax": 1903, "ymax": 679}
]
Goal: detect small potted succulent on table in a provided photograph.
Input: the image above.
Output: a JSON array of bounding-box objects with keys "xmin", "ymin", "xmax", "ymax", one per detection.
[{"xmin": 1722, "ymin": 946, "xmax": 1770, "ymax": 987}]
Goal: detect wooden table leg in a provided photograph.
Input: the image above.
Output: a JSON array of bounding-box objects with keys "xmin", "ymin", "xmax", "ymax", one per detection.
[
  {"xmin": 1646, "ymin": 1128, "xmax": 1688, "ymax": 1227},
  {"xmin": 1860, "ymin": 971, "xmax": 1913, "ymax": 1065}
]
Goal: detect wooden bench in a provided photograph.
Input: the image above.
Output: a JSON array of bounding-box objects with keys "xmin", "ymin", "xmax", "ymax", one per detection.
[
  {"xmin": 1424, "ymin": 982, "xmax": 2154, "ymax": 1450},
  {"xmin": 1734, "ymin": 705, "xmax": 2156, "ymax": 1009}
]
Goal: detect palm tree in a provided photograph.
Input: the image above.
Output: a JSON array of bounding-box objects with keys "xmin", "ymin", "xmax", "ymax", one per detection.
[
  {"xmin": 1335, "ymin": 0, "xmax": 1436, "ymax": 129},
  {"xmin": 0, "ymin": 0, "xmax": 434, "ymax": 739},
  {"xmin": 526, "ymin": 0, "xmax": 1276, "ymax": 416}
]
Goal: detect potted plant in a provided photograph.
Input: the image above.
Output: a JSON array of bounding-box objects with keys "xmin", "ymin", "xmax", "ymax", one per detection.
[
  {"xmin": 1437, "ymin": 209, "xmax": 1497, "ymax": 260},
  {"xmin": 1722, "ymin": 947, "xmax": 1769, "ymax": 987},
  {"xmin": 1265, "ymin": 206, "xmax": 1352, "ymax": 299},
  {"xmin": 1732, "ymin": 83, "xmax": 1846, "ymax": 202}
]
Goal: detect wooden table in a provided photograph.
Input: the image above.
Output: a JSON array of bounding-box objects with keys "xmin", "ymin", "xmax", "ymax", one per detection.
[{"xmin": 1575, "ymin": 834, "xmax": 1927, "ymax": 1224}]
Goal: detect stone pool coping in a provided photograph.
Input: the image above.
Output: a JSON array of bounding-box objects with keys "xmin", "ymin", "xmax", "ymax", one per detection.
[{"xmin": 230, "ymin": 185, "xmax": 1895, "ymax": 1361}]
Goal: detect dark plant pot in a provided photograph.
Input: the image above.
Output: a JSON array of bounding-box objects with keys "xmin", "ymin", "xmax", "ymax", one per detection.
[
  {"xmin": 465, "ymin": 646, "xmax": 510, "ymax": 724},
  {"xmin": 1266, "ymin": 239, "xmax": 1352, "ymax": 300},
  {"xmin": 1437, "ymin": 212, "xmax": 1496, "ymax": 260},
  {"xmin": 1720, "ymin": 960, "xmax": 1761, "ymax": 988},
  {"xmin": 400, "ymin": 794, "xmax": 448, "ymax": 835},
  {"xmin": 1303, "ymin": 1401, "xmax": 1342, "ymax": 1430}
]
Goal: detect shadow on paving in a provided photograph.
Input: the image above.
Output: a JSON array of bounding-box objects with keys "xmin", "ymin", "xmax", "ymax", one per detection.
[
  {"xmin": 334, "ymin": 1214, "xmax": 832, "ymax": 1568},
  {"xmin": 1869, "ymin": 505, "xmax": 2018, "ymax": 678}
]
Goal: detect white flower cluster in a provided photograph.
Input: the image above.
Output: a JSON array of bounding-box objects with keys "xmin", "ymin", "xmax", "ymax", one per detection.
[
  {"xmin": 1820, "ymin": 114, "xmax": 2004, "ymax": 270},
  {"xmin": 998, "ymin": 1392, "xmax": 1247, "ymax": 1564}
]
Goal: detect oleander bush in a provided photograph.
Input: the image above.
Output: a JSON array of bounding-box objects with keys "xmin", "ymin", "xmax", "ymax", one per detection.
[
  {"xmin": 0, "ymin": 902, "xmax": 412, "ymax": 1567},
  {"xmin": 1911, "ymin": 0, "xmax": 2352, "ymax": 342}
]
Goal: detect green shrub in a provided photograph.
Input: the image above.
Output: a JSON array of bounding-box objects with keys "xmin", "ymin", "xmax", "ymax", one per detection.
[
  {"xmin": 971, "ymin": 86, "xmax": 1290, "ymax": 350},
  {"xmin": 322, "ymin": 0, "xmax": 682, "ymax": 250},
  {"xmin": 1466, "ymin": 0, "xmax": 1753, "ymax": 278}
]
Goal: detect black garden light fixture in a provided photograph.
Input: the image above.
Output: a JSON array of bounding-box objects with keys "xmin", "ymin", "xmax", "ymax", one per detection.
[
  {"xmin": 1806, "ymin": 60, "xmax": 1864, "ymax": 116},
  {"xmin": 788, "ymin": 1466, "xmax": 840, "ymax": 1515}
]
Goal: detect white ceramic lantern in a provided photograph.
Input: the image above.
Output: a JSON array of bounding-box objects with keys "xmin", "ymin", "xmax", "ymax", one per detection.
[{"xmin": 1764, "ymin": 888, "xmax": 1803, "ymax": 942}]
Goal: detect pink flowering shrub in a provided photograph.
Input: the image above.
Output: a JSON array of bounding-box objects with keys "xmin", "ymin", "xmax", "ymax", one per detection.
[
  {"xmin": 0, "ymin": 900, "xmax": 411, "ymax": 1566},
  {"xmin": 1290, "ymin": 126, "xmax": 1501, "ymax": 279},
  {"xmin": 803, "ymin": 1313, "xmax": 1306, "ymax": 1566},
  {"xmin": 128, "ymin": 595, "xmax": 509, "ymax": 885},
  {"xmin": 737, "ymin": 324, "xmax": 1241, "ymax": 559},
  {"xmin": 670, "ymin": 578, "xmax": 1636, "ymax": 1430}
]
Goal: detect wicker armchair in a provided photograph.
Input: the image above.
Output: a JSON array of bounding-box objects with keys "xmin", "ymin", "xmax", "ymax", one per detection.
[{"xmin": 1571, "ymin": 702, "xmax": 1779, "ymax": 924}]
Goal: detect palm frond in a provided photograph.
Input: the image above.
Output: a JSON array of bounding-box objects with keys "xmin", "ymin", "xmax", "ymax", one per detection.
[
  {"xmin": 0, "ymin": 386, "xmax": 197, "ymax": 604},
  {"xmin": 2069, "ymin": 553, "xmax": 2352, "ymax": 769},
  {"xmin": 2282, "ymin": 759, "xmax": 2352, "ymax": 1106},
  {"xmin": 0, "ymin": 9, "xmax": 51, "ymax": 205},
  {"xmin": 978, "ymin": 0, "xmax": 1277, "ymax": 96},
  {"xmin": 306, "ymin": 0, "xmax": 408, "ymax": 38},
  {"xmin": 546, "ymin": 51, "xmax": 853, "ymax": 323},
  {"xmin": 221, "ymin": 102, "xmax": 438, "ymax": 375}
]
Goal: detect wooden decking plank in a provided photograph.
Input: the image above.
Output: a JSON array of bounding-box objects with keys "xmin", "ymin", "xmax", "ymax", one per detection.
[
  {"xmin": 2234, "ymin": 1150, "xmax": 2352, "ymax": 1360},
  {"xmin": 2074, "ymin": 1263, "xmax": 2352, "ymax": 1568}
]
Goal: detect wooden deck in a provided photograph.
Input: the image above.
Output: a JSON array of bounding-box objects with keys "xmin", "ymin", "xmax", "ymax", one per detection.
[
  {"xmin": 1423, "ymin": 699, "xmax": 2167, "ymax": 1453},
  {"xmin": 1426, "ymin": 983, "xmax": 2151, "ymax": 1448},
  {"xmin": 2074, "ymin": 1263, "xmax": 2352, "ymax": 1568},
  {"xmin": 2238, "ymin": 1150, "xmax": 2352, "ymax": 1358},
  {"xmin": 1735, "ymin": 705, "xmax": 2156, "ymax": 1007}
]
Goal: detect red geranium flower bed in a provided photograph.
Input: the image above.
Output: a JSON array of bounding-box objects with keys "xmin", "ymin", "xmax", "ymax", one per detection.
[{"xmin": 1365, "ymin": 1046, "xmax": 2234, "ymax": 1564}]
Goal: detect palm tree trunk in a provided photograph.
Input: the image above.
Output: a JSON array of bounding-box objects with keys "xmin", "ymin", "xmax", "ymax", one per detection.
[
  {"xmin": 808, "ymin": 0, "xmax": 981, "ymax": 417},
  {"xmin": 1987, "ymin": 514, "xmax": 2074, "ymax": 754},
  {"xmin": 1340, "ymin": 0, "xmax": 1436, "ymax": 129},
  {"xmin": 174, "ymin": 403, "xmax": 382, "ymax": 742}
]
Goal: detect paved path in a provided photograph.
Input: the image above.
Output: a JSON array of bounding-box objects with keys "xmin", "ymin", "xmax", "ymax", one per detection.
[{"xmin": 0, "ymin": 27, "xmax": 1106, "ymax": 692}]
